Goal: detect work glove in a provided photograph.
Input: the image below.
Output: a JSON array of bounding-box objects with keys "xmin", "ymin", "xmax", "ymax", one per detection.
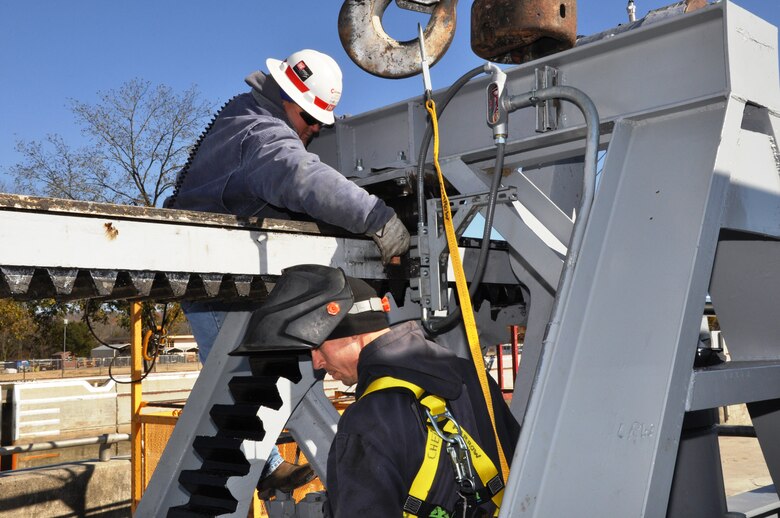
[{"xmin": 368, "ymin": 214, "xmax": 410, "ymax": 265}]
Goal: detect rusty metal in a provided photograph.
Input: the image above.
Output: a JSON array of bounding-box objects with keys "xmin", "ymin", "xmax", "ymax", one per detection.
[
  {"xmin": 471, "ymin": 0, "xmax": 577, "ymax": 64},
  {"xmin": 396, "ymin": 0, "xmax": 440, "ymax": 14},
  {"xmin": 685, "ymin": 0, "xmax": 707, "ymax": 13},
  {"xmin": 338, "ymin": 0, "xmax": 457, "ymax": 79}
]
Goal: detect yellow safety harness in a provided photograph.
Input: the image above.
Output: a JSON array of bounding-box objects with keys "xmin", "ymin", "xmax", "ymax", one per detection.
[{"xmin": 361, "ymin": 376, "xmax": 505, "ymax": 518}]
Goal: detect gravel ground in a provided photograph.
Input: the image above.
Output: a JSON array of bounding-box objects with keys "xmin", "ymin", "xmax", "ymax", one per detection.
[{"xmin": 721, "ymin": 436, "xmax": 773, "ymax": 497}]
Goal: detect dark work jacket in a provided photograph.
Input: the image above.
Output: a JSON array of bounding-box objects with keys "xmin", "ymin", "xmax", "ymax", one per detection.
[
  {"xmin": 167, "ymin": 71, "xmax": 393, "ymax": 235},
  {"xmin": 325, "ymin": 321, "xmax": 520, "ymax": 517}
]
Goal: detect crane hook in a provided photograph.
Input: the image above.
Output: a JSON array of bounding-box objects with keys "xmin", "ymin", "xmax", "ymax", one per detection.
[{"xmin": 338, "ymin": 0, "xmax": 458, "ymax": 79}]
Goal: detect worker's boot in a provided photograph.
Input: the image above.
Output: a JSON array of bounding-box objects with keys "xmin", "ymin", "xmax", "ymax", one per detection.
[{"xmin": 256, "ymin": 461, "xmax": 316, "ymax": 499}]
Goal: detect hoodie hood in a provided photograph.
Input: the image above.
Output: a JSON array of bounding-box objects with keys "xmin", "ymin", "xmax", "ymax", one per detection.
[
  {"xmin": 244, "ymin": 71, "xmax": 286, "ymax": 118},
  {"xmin": 355, "ymin": 320, "xmax": 462, "ymax": 401}
]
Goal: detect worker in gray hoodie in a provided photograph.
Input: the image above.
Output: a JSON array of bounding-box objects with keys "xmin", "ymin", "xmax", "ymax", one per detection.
[{"xmin": 165, "ymin": 49, "xmax": 410, "ymax": 496}]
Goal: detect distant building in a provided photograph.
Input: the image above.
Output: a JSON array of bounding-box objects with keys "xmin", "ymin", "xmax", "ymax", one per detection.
[
  {"xmin": 164, "ymin": 335, "xmax": 198, "ymax": 354},
  {"xmin": 90, "ymin": 343, "xmax": 129, "ymax": 359},
  {"xmin": 88, "ymin": 335, "xmax": 197, "ymax": 358}
]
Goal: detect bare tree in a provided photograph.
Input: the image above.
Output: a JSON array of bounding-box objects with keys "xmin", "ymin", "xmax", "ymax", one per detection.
[
  {"xmin": 5, "ymin": 80, "xmax": 215, "ymax": 360},
  {"xmin": 11, "ymin": 78, "xmax": 214, "ymax": 207}
]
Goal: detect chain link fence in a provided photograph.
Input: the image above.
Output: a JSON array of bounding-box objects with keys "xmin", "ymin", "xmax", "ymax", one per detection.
[{"xmin": 1, "ymin": 353, "xmax": 201, "ymax": 375}]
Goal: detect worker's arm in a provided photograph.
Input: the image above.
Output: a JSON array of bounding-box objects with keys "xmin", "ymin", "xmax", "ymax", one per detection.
[{"xmin": 232, "ymin": 118, "xmax": 394, "ymax": 235}]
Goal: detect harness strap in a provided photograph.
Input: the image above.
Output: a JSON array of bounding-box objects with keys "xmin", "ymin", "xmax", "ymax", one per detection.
[
  {"xmin": 361, "ymin": 377, "xmax": 505, "ymax": 517},
  {"xmin": 441, "ymin": 421, "xmax": 504, "ymax": 507}
]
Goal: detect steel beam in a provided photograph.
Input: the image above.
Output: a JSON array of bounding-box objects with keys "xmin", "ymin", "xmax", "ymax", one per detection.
[
  {"xmin": 311, "ymin": 3, "xmax": 779, "ymax": 177},
  {"xmin": 688, "ymin": 361, "xmax": 780, "ymax": 411}
]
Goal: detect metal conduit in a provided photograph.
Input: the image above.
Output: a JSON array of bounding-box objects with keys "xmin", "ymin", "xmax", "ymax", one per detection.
[{"xmin": 506, "ymin": 85, "xmax": 600, "ymax": 357}]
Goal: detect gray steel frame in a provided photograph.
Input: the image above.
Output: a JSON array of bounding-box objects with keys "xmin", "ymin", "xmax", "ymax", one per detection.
[
  {"xmin": 136, "ymin": 310, "xmax": 338, "ymax": 517},
  {"xmin": 0, "ymin": 2, "xmax": 776, "ymax": 516},
  {"xmin": 312, "ymin": 2, "xmax": 779, "ymax": 516}
]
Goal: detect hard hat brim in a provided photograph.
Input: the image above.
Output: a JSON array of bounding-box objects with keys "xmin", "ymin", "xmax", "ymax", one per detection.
[{"xmin": 267, "ymin": 58, "xmax": 336, "ymax": 126}]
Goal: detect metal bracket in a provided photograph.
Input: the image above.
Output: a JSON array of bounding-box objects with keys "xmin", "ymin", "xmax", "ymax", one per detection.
[
  {"xmin": 534, "ymin": 66, "xmax": 560, "ymax": 132},
  {"xmin": 419, "ymin": 187, "xmax": 519, "ymax": 312}
]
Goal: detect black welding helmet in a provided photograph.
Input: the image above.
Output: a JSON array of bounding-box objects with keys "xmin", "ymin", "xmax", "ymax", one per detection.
[{"xmin": 231, "ymin": 264, "xmax": 354, "ymax": 354}]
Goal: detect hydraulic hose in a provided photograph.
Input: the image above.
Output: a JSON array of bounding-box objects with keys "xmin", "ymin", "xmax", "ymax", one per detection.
[
  {"xmin": 417, "ymin": 64, "xmax": 507, "ymax": 335},
  {"xmin": 423, "ymin": 141, "xmax": 507, "ymax": 334},
  {"xmin": 506, "ymin": 85, "xmax": 600, "ymax": 362}
]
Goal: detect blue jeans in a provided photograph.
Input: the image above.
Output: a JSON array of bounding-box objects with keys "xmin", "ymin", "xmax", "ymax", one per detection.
[{"xmin": 182, "ymin": 300, "xmax": 284, "ymax": 478}]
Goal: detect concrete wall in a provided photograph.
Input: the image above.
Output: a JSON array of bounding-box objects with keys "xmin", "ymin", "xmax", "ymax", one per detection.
[
  {"xmin": 0, "ymin": 372, "xmax": 198, "ymax": 470},
  {"xmin": 0, "ymin": 459, "xmax": 130, "ymax": 517}
]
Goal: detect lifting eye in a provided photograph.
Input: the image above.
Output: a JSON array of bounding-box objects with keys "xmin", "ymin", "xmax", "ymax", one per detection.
[{"xmin": 338, "ymin": 0, "xmax": 458, "ymax": 79}]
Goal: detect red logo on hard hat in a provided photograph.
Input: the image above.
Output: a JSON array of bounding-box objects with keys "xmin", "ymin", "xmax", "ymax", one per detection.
[
  {"xmin": 326, "ymin": 302, "xmax": 341, "ymax": 316},
  {"xmin": 294, "ymin": 61, "xmax": 313, "ymax": 81},
  {"xmin": 283, "ymin": 62, "xmax": 335, "ymax": 112}
]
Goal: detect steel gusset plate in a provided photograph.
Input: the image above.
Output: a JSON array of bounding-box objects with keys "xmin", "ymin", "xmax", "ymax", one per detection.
[{"xmin": 339, "ymin": 0, "xmax": 457, "ymax": 79}]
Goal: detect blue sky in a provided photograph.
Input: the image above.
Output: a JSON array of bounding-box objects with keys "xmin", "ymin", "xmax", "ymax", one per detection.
[{"xmin": 1, "ymin": 0, "xmax": 778, "ymax": 189}]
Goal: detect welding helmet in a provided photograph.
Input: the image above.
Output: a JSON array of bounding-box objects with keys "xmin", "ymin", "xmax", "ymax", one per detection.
[
  {"xmin": 267, "ymin": 49, "xmax": 342, "ymax": 126},
  {"xmin": 232, "ymin": 264, "xmax": 354, "ymax": 354}
]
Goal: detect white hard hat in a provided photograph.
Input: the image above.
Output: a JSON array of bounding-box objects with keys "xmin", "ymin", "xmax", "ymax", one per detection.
[{"xmin": 267, "ymin": 49, "xmax": 343, "ymax": 125}]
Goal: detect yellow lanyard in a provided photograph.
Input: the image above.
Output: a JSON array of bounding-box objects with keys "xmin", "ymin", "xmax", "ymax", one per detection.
[{"xmin": 424, "ymin": 99, "xmax": 510, "ymax": 481}]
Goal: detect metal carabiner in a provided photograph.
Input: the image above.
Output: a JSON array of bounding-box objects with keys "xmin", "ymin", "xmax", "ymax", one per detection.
[
  {"xmin": 425, "ymin": 408, "xmax": 477, "ymax": 491},
  {"xmin": 338, "ymin": 0, "xmax": 458, "ymax": 79},
  {"xmin": 426, "ymin": 407, "xmax": 459, "ymax": 445}
]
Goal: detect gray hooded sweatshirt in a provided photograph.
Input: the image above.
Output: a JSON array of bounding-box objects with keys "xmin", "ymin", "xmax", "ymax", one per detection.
[{"xmin": 168, "ymin": 71, "xmax": 393, "ymax": 235}]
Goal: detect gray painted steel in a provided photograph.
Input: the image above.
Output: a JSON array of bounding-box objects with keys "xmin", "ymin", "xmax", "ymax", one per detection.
[
  {"xmin": 1, "ymin": 1, "xmax": 780, "ymax": 516},
  {"xmin": 312, "ymin": 2, "xmax": 780, "ymax": 516},
  {"xmin": 136, "ymin": 311, "xmax": 319, "ymax": 517}
]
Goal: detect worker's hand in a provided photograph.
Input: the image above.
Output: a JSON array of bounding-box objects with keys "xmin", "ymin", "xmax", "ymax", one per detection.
[{"xmin": 369, "ymin": 214, "xmax": 410, "ymax": 265}]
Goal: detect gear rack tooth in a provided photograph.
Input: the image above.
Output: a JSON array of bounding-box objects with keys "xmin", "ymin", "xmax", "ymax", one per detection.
[
  {"xmin": 170, "ymin": 356, "xmax": 301, "ymax": 515},
  {"xmin": 167, "ymin": 506, "xmax": 230, "ymax": 518},
  {"xmin": 227, "ymin": 377, "xmax": 284, "ymax": 410},
  {"xmin": 192, "ymin": 436, "xmax": 251, "ymax": 475},
  {"xmin": 248, "ymin": 356, "xmax": 304, "ymax": 383},
  {"xmin": 208, "ymin": 404, "xmax": 268, "ymax": 441}
]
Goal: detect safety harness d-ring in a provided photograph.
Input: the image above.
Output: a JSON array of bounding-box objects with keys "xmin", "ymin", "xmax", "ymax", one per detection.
[{"xmin": 338, "ymin": 0, "xmax": 458, "ymax": 79}]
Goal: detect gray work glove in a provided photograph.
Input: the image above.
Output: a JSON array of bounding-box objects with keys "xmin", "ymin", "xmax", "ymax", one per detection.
[{"xmin": 368, "ymin": 214, "xmax": 410, "ymax": 265}]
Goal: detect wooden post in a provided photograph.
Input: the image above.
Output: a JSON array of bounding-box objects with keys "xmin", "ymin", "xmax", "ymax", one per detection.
[
  {"xmin": 496, "ymin": 342, "xmax": 505, "ymax": 391},
  {"xmin": 511, "ymin": 325, "xmax": 520, "ymax": 383},
  {"xmin": 131, "ymin": 301, "xmax": 143, "ymax": 512}
]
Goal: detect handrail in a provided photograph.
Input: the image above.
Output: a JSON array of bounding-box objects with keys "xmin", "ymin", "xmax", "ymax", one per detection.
[{"xmin": 0, "ymin": 433, "xmax": 130, "ymax": 461}]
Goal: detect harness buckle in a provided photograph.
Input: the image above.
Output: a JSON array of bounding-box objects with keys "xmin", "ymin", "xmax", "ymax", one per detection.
[{"xmin": 425, "ymin": 407, "xmax": 478, "ymax": 497}]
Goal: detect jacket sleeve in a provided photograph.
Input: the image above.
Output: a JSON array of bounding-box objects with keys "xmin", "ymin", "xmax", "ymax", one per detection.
[{"xmin": 231, "ymin": 117, "xmax": 394, "ymax": 235}]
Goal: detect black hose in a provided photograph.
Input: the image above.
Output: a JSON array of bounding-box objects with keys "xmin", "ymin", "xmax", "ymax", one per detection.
[
  {"xmin": 416, "ymin": 64, "xmax": 508, "ymax": 335},
  {"xmin": 423, "ymin": 141, "xmax": 507, "ymax": 334},
  {"xmin": 417, "ymin": 65, "xmax": 485, "ymax": 233}
]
